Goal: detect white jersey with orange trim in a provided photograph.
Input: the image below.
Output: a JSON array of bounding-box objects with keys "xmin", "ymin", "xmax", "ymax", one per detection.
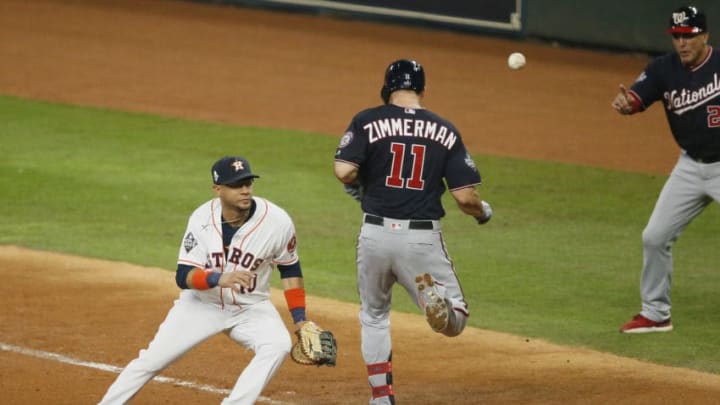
[{"xmin": 178, "ymin": 196, "xmax": 298, "ymax": 307}]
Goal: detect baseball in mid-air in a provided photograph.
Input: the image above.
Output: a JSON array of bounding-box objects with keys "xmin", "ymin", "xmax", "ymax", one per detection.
[{"xmin": 507, "ymin": 52, "xmax": 526, "ymax": 70}]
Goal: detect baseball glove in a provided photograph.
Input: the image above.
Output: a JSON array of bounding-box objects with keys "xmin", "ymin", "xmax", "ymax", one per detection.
[{"xmin": 290, "ymin": 321, "xmax": 337, "ymax": 366}]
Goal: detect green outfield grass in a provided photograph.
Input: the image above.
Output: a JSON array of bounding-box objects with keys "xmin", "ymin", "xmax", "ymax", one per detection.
[{"xmin": 2, "ymin": 95, "xmax": 719, "ymax": 373}]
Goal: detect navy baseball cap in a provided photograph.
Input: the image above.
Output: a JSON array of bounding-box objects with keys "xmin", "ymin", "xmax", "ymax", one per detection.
[
  {"xmin": 668, "ymin": 6, "xmax": 707, "ymax": 35},
  {"xmin": 211, "ymin": 156, "xmax": 260, "ymax": 185}
]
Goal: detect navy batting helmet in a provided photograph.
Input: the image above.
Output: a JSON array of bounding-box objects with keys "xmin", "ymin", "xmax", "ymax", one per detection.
[
  {"xmin": 380, "ymin": 59, "xmax": 425, "ymax": 104},
  {"xmin": 668, "ymin": 6, "xmax": 707, "ymax": 35}
]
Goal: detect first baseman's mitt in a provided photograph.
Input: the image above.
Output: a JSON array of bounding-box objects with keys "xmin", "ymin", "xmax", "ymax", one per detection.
[{"xmin": 291, "ymin": 321, "xmax": 337, "ymax": 366}]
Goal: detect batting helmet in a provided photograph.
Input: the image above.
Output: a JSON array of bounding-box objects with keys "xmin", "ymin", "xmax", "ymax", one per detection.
[
  {"xmin": 380, "ymin": 59, "xmax": 425, "ymax": 104},
  {"xmin": 668, "ymin": 6, "xmax": 707, "ymax": 35}
]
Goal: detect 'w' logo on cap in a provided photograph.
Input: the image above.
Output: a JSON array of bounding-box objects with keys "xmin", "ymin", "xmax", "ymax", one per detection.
[{"xmin": 673, "ymin": 12, "xmax": 688, "ymax": 25}]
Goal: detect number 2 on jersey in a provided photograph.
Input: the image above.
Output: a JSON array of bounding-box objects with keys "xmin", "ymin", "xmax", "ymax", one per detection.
[
  {"xmin": 386, "ymin": 142, "xmax": 426, "ymax": 190},
  {"xmin": 708, "ymin": 105, "xmax": 720, "ymax": 128}
]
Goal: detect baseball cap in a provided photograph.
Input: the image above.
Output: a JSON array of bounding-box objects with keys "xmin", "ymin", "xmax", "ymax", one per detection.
[
  {"xmin": 668, "ymin": 6, "xmax": 707, "ymax": 35},
  {"xmin": 211, "ymin": 156, "xmax": 260, "ymax": 185}
]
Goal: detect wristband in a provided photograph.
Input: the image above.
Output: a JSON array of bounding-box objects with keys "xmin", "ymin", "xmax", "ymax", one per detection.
[
  {"xmin": 191, "ymin": 270, "xmax": 221, "ymax": 290},
  {"xmin": 290, "ymin": 307, "xmax": 307, "ymax": 324},
  {"xmin": 207, "ymin": 272, "xmax": 221, "ymax": 288},
  {"xmin": 284, "ymin": 288, "xmax": 306, "ymax": 323}
]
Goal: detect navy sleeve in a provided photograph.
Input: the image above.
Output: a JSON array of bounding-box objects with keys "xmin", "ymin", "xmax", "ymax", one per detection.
[
  {"xmin": 630, "ymin": 57, "xmax": 665, "ymax": 110},
  {"xmin": 444, "ymin": 137, "xmax": 482, "ymax": 190},
  {"xmin": 277, "ymin": 261, "xmax": 303, "ymax": 279},
  {"xmin": 176, "ymin": 264, "xmax": 195, "ymax": 289},
  {"xmin": 335, "ymin": 115, "xmax": 369, "ymax": 166}
]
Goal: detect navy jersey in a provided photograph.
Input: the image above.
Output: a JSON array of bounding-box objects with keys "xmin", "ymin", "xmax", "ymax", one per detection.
[
  {"xmin": 334, "ymin": 104, "xmax": 481, "ymax": 219},
  {"xmin": 629, "ymin": 46, "xmax": 720, "ymax": 159}
]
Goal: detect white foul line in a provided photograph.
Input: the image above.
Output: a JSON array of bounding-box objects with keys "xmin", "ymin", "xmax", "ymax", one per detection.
[{"xmin": 0, "ymin": 342, "xmax": 291, "ymax": 404}]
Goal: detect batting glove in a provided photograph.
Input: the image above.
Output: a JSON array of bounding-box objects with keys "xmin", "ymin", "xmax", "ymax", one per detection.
[
  {"xmin": 343, "ymin": 183, "xmax": 364, "ymax": 202},
  {"xmin": 475, "ymin": 200, "xmax": 493, "ymax": 225}
]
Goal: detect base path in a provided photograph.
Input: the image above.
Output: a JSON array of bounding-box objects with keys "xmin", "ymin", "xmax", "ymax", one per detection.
[{"xmin": 2, "ymin": 247, "xmax": 720, "ymax": 404}]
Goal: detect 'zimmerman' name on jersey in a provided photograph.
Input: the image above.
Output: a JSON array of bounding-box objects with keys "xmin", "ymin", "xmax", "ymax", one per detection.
[{"xmin": 363, "ymin": 116, "xmax": 458, "ymax": 150}]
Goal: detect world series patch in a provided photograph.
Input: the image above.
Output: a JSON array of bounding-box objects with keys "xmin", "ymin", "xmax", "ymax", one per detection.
[
  {"xmin": 184, "ymin": 232, "xmax": 198, "ymax": 253},
  {"xmin": 464, "ymin": 152, "xmax": 478, "ymax": 171}
]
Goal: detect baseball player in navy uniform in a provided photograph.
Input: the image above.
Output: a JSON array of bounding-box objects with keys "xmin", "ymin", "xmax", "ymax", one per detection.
[
  {"xmin": 334, "ymin": 59, "xmax": 493, "ymax": 404},
  {"xmin": 612, "ymin": 6, "xmax": 720, "ymax": 333},
  {"xmin": 99, "ymin": 156, "xmax": 313, "ymax": 404}
]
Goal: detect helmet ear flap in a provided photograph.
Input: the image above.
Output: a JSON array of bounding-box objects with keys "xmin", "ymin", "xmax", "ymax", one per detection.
[{"xmin": 380, "ymin": 86, "xmax": 391, "ymax": 104}]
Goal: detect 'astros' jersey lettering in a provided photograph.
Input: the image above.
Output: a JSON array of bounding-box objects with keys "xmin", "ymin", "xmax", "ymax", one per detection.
[
  {"xmin": 178, "ymin": 197, "xmax": 298, "ymax": 307},
  {"xmin": 629, "ymin": 46, "xmax": 720, "ymax": 159},
  {"xmin": 335, "ymin": 104, "xmax": 481, "ymax": 219}
]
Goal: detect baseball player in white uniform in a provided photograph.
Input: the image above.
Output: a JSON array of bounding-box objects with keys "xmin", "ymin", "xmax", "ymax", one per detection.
[{"xmin": 98, "ymin": 156, "xmax": 310, "ymax": 405}]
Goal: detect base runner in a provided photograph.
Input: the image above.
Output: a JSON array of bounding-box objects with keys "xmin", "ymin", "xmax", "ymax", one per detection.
[{"xmin": 334, "ymin": 59, "xmax": 493, "ymax": 404}]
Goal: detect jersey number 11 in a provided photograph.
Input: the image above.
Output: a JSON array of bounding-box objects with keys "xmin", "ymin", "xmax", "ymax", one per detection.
[{"xmin": 386, "ymin": 142, "xmax": 426, "ymax": 190}]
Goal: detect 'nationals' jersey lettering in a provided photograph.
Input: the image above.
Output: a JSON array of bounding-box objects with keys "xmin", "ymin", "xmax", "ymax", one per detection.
[
  {"xmin": 630, "ymin": 47, "xmax": 720, "ymax": 158},
  {"xmin": 364, "ymin": 118, "xmax": 457, "ymax": 149},
  {"xmin": 665, "ymin": 73, "xmax": 720, "ymax": 114}
]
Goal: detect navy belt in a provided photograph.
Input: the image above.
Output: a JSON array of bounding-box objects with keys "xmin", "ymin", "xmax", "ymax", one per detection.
[
  {"xmin": 364, "ymin": 214, "xmax": 434, "ymax": 230},
  {"xmin": 688, "ymin": 153, "xmax": 720, "ymax": 164}
]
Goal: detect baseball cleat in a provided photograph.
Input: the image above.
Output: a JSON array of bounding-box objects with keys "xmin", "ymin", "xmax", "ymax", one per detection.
[
  {"xmin": 619, "ymin": 314, "xmax": 673, "ymax": 334},
  {"xmin": 415, "ymin": 273, "xmax": 448, "ymax": 333}
]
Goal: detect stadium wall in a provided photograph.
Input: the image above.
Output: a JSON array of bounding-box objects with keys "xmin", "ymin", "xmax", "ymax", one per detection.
[{"xmin": 192, "ymin": 0, "xmax": 720, "ymax": 54}]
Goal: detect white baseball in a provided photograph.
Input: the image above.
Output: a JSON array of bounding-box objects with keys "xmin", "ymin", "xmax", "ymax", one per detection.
[{"xmin": 507, "ymin": 52, "xmax": 526, "ymax": 70}]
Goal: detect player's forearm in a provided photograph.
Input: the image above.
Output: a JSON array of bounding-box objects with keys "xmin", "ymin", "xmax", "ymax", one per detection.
[
  {"xmin": 282, "ymin": 277, "xmax": 307, "ymax": 326},
  {"xmin": 451, "ymin": 187, "xmax": 484, "ymax": 217},
  {"xmin": 177, "ymin": 264, "xmax": 219, "ymax": 290},
  {"xmin": 183, "ymin": 267, "xmax": 221, "ymax": 290},
  {"xmin": 452, "ymin": 187, "xmax": 493, "ymax": 224},
  {"xmin": 281, "ymin": 276, "xmax": 304, "ymax": 290}
]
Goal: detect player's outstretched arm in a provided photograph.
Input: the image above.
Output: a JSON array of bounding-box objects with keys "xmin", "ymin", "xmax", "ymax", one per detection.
[
  {"xmin": 184, "ymin": 268, "xmax": 256, "ymax": 293},
  {"xmin": 451, "ymin": 187, "xmax": 492, "ymax": 225},
  {"xmin": 282, "ymin": 277, "xmax": 307, "ymax": 330},
  {"xmin": 334, "ymin": 161, "xmax": 364, "ymax": 201},
  {"xmin": 280, "ymin": 272, "xmax": 338, "ymax": 367}
]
